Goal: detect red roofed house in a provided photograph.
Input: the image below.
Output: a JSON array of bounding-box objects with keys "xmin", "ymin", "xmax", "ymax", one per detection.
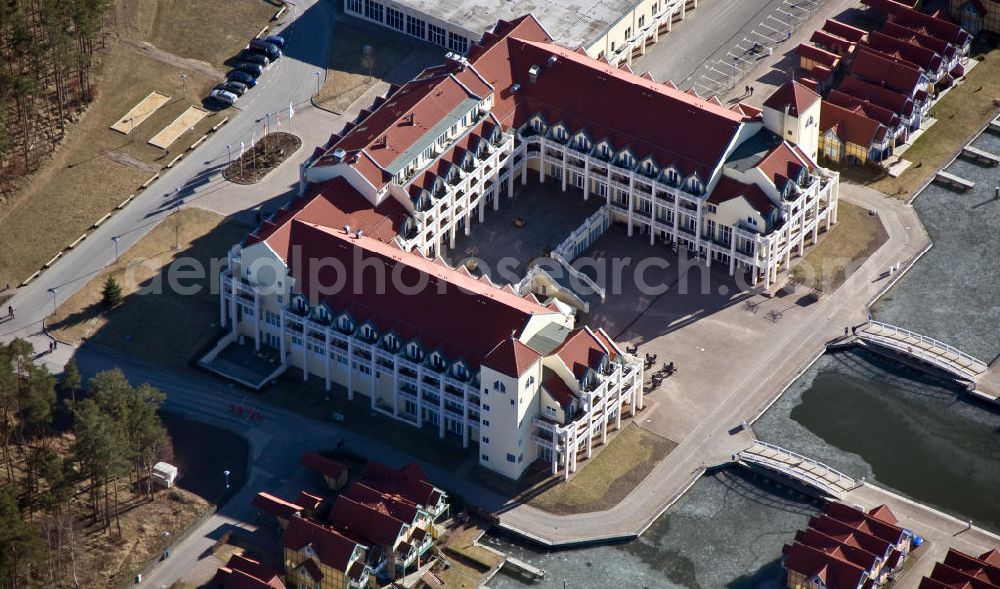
[
  {"xmin": 327, "ymin": 495, "xmax": 426, "ymax": 580},
  {"xmin": 300, "ymin": 451, "xmax": 349, "ymax": 490},
  {"xmin": 216, "ymin": 14, "xmax": 841, "ymax": 480},
  {"xmin": 359, "ymin": 462, "xmax": 449, "ymax": 520},
  {"xmin": 282, "ymin": 515, "xmax": 372, "ymax": 589},
  {"xmin": 252, "ymin": 492, "xmax": 304, "ymax": 529},
  {"xmin": 862, "ymin": 0, "xmax": 973, "ymax": 54},
  {"xmin": 919, "ymin": 547, "xmax": 1000, "ymax": 588},
  {"xmin": 819, "ymin": 100, "xmax": 893, "ymax": 165},
  {"xmin": 214, "ymin": 554, "xmax": 286, "ymax": 589}
]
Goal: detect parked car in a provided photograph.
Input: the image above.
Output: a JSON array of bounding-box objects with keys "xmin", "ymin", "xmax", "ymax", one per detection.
[
  {"xmin": 264, "ymin": 34, "xmax": 285, "ymax": 49},
  {"xmin": 240, "ymin": 51, "xmax": 270, "ymax": 66},
  {"xmin": 248, "ymin": 39, "xmax": 282, "ymax": 60},
  {"xmin": 218, "ymin": 80, "xmax": 247, "ymax": 96},
  {"xmin": 209, "ymin": 88, "xmax": 238, "ymax": 106},
  {"xmin": 234, "ymin": 62, "xmax": 264, "ymax": 77},
  {"xmin": 227, "ymin": 70, "xmax": 257, "ymax": 88}
]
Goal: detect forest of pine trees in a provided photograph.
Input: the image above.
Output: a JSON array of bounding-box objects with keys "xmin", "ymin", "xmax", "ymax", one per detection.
[
  {"xmin": 0, "ymin": 0, "xmax": 112, "ymax": 201},
  {"xmin": 0, "ymin": 339, "xmax": 169, "ymax": 588}
]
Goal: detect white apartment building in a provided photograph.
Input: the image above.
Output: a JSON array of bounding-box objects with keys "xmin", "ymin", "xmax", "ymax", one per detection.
[{"xmin": 211, "ymin": 15, "xmax": 841, "ymax": 482}]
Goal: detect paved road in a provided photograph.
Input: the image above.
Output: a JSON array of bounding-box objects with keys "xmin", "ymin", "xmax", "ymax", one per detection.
[{"xmin": 0, "ymin": 0, "xmax": 335, "ymax": 348}]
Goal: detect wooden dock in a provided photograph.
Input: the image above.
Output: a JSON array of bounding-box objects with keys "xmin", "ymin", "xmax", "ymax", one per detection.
[
  {"xmin": 989, "ymin": 119, "xmax": 1000, "ymax": 133},
  {"xmin": 933, "ymin": 170, "xmax": 975, "ymax": 191},
  {"xmin": 960, "ymin": 145, "xmax": 1000, "ymax": 166},
  {"xmin": 502, "ymin": 556, "xmax": 545, "ymax": 579}
]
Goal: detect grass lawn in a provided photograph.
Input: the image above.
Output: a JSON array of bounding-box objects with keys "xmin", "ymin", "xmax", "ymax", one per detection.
[
  {"xmin": 437, "ymin": 523, "xmax": 502, "ymax": 589},
  {"xmin": 48, "ymin": 208, "xmax": 249, "ymax": 369},
  {"xmin": 0, "ymin": 0, "xmax": 274, "ymax": 288},
  {"xmin": 315, "ymin": 22, "xmax": 415, "ymax": 113},
  {"xmin": 789, "ymin": 200, "xmax": 888, "ymax": 292},
  {"xmin": 851, "ymin": 49, "xmax": 1000, "ymax": 199}
]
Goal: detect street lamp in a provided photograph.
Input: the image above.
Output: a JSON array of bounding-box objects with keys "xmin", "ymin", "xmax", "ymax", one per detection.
[
  {"xmin": 314, "ymin": 71, "xmax": 321, "ymax": 96},
  {"xmin": 129, "ymin": 117, "xmax": 135, "ymax": 144},
  {"xmin": 222, "ymin": 469, "xmax": 230, "ymax": 490},
  {"xmin": 180, "ymin": 73, "xmax": 188, "ymax": 99},
  {"xmin": 48, "ymin": 288, "xmax": 58, "ymax": 314},
  {"xmin": 226, "ymin": 143, "xmax": 232, "ymax": 165},
  {"xmin": 112, "ymin": 236, "xmax": 120, "ymax": 262}
]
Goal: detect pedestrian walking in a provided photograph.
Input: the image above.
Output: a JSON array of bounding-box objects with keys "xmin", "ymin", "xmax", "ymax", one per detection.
[
  {"xmin": 852, "ymin": 326, "xmax": 857, "ymax": 336},
  {"xmin": 7, "ymin": 305, "xmax": 12, "ymax": 318},
  {"xmin": 750, "ymin": 86, "xmax": 755, "ymax": 96},
  {"xmin": 744, "ymin": 85, "xmax": 749, "ymax": 96},
  {"xmin": 844, "ymin": 326, "xmax": 849, "ymax": 336}
]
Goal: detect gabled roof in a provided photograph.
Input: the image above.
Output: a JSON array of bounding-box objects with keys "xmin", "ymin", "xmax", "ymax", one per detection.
[
  {"xmin": 921, "ymin": 562, "xmax": 1000, "ymax": 589},
  {"xmin": 247, "ymin": 178, "xmax": 406, "ymax": 249},
  {"xmin": 553, "ymin": 328, "xmax": 609, "ymax": 379},
  {"xmin": 811, "ymin": 30, "xmax": 856, "ymax": 56},
  {"xmin": 942, "ymin": 548, "xmax": 1000, "ymax": 585},
  {"xmin": 796, "ymin": 43, "xmax": 842, "ymax": 69},
  {"xmin": 708, "ymin": 176, "xmax": 776, "ymax": 216},
  {"xmin": 283, "ymin": 515, "xmax": 362, "ymax": 572},
  {"xmin": 483, "ymin": 337, "xmax": 542, "ymax": 378},
  {"xmin": 827, "ymin": 90, "xmax": 901, "ymax": 129},
  {"xmin": 762, "ymin": 80, "xmax": 820, "ymax": 118},
  {"xmin": 823, "ymin": 19, "xmax": 868, "ymax": 43},
  {"xmin": 345, "ymin": 482, "xmax": 421, "ymax": 524},
  {"xmin": 300, "ymin": 452, "xmax": 348, "ymax": 480},
  {"xmin": 783, "ymin": 541, "xmax": 869, "ymax": 589},
  {"xmin": 862, "ymin": 0, "xmax": 971, "ymax": 48},
  {"xmin": 360, "ymin": 461, "xmax": 444, "ymax": 508},
  {"xmin": 541, "ymin": 369, "xmax": 576, "ymax": 409},
  {"xmin": 808, "ymin": 515, "xmax": 894, "ymax": 558},
  {"xmin": 296, "ymin": 491, "xmax": 324, "ymax": 511},
  {"xmin": 795, "ymin": 528, "xmax": 881, "ymax": 573},
  {"xmin": 252, "ymin": 492, "xmax": 303, "ymax": 520},
  {"xmin": 328, "ymin": 495, "xmax": 407, "ymax": 549},
  {"xmin": 821, "ymin": 100, "xmax": 888, "ymax": 148},
  {"xmin": 756, "ymin": 141, "xmax": 813, "ymax": 190},
  {"xmin": 279, "ymin": 221, "xmax": 553, "ymax": 369},
  {"xmin": 866, "ymin": 32, "xmax": 942, "ymax": 73},
  {"xmin": 881, "ymin": 21, "xmax": 955, "ymax": 61},
  {"xmin": 839, "ymin": 76, "xmax": 914, "ymax": 117},
  {"xmin": 215, "ymin": 554, "xmax": 286, "ymax": 589},
  {"xmin": 823, "ymin": 502, "xmax": 907, "ymax": 546}
]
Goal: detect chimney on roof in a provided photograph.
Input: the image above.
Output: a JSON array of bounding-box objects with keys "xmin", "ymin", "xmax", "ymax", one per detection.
[
  {"xmin": 510, "ymin": 83, "xmax": 521, "ymax": 94},
  {"xmin": 356, "ymin": 229, "xmax": 364, "ymax": 239},
  {"xmin": 528, "ymin": 65, "xmax": 541, "ymax": 82},
  {"xmin": 344, "ymin": 224, "xmax": 351, "ymax": 235},
  {"xmin": 332, "ymin": 148, "xmax": 347, "ymax": 162},
  {"xmin": 547, "ymin": 55, "xmax": 558, "ymax": 68}
]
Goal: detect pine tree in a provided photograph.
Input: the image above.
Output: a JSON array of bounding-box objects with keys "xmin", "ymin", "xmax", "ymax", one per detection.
[
  {"xmin": 101, "ymin": 276, "xmax": 122, "ymax": 308},
  {"xmin": 0, "ymin": 488, "xmax": 47, "ymax": 586},
  {"xmin": 61, "ymin": 359, "xmax": 81, "ymax": 406}
]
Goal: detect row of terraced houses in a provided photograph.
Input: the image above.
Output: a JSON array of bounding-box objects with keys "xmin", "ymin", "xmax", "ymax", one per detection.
[{"xmin": 211, "ymin": 14, "xmax": 840, "ymax": 481}]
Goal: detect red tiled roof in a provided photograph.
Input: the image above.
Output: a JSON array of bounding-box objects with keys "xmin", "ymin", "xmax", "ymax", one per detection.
[
  {"xmin": 300, "ymin": 452, "xmax": 348, "ymax": 480},
  {"xmin": 821, "ymin": 100, "xmax": 887, "ymax": 148},
  {"xmin": 863, "ymin": 0, "xmax": 971, "ymax": 48},
  {"xmin": 867, "ymin": 31, "xmax": 942, "ymax": 74},
  {"xmin": 283, "ymin": 516, "xmax": 361, "ymax": 572},
  {"xmin": 360, "ymin": 461, "xmax": 443, "ymax": 508},
  {"xmin": 850, "ymin": 47, "xmax": 925, "ymax": 97},
  {"xmin": 554, "ymin": 328, "xmax": 608, "ymax": 379},
  {"xmin": 823, "ymin": 503, "xmax": 907, "ymax": 546},
  {"xmin": 866, "ymin": 504, "xmax": 899, "ymax": 526},
  {"xmin": 827, "ymin": 90, "xmax": 901, "ymax": 129},
  {"xmin": 823, "ymin": 19, "xmax": 868, "ymax": 43},
  {"xmin": 756, "ymin": 141, "xmax": 812, "ymax": 190},
  {"xmin": 811, "ymin": 30, "xmax": 856, "ymax": 56},
  {"xmin": 881, "ymin": 22, "xmax": 955, "ymax": 61},
  {"xmin": 483, "ymin": 337, "xmax": 542, "ymax": 377},
  {"xmin": 731, "ymin": 102, "xmax": 763, "ymax": 119},
  {"xmin": 982, "ymin": 550, "xmax": 1000, "ymax": 568},
  {"xmin": 763, "ymin": 81, "xmax": 820, "ymax": 118},
  {"xmin": 707, "ymin": 176, "xmax": 776, "ymax": 216},
  {"xmin": 280, "ymin": 221, "xmax": 552, "ymax": 368},
  {"xmin": 471, "ymin": 32, "xmax": 744, "ymax": 178},
  {"xmin": 795, "ymin": 528, "xmax": 881, "ymax": 573},
  {"xmin": 296, "ymin": 491, "xmax": 324, "ymax": 511},
  {"xmin": 252, "ymin": 492, "xmax": 303, "ymax": 520},
  {"xmin": 809, "ymin": 515, "xmax": 894, "ymax": 558},
  {"xmin": 840, "ymin": 76, "xmax": 915, "ymax": 118},
  {"xmin": 943, "ymin": 548, "xmax": 1000, "ymax": 584},
  {"xmin": 247, "ymin": 178, "xmax": 406, "ymax": 250},
  {"xmin": 921, "ymin": 562, "xmax": 1000, "ymax": 589},
  {"xmin": 345, "ymin": 482, "xmax": 421, "ymax": 524},
  {"xmin": 328, "ymin": 495, "xmax": 406, "ymax": 549},
  {"xmin": 783, "ymin": 542, "xmax": 869, "ymax": 589},
  {"xmin": 216, "ymin": 554, "xmax": 286, "ymax": 589},
  {"xmin": 542, "ymin": 372, "xmax": 576, "ymax": 409},
  {"xmin": 796, "ymin": 43, "xmax": 842, "ymax": 69}
]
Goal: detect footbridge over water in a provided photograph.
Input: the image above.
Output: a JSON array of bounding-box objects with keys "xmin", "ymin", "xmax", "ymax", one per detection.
[
  {"xmin": 854, "ymin": 320, "xmax": 988, "ymax": 382},
  {"xmin": 736, "ymin": 440, "xmax": 857, "ymax": 500}
]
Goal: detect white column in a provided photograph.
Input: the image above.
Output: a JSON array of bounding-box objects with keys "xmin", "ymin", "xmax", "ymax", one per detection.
[
  {"xmin": 219, "ymin": 276, "xmax": 227, "ymax": 328},
  {"xmin": 438, "ymin": 380, "xmax": 445, "ymax": 438},
  {"xmin": 324, "ymin": 330, "xmax": 332, "ymax": 392},
  {"xmin": 279, "ymin": 310, "xmax": 287, "ymax": 367},
  {"xmin": 464, "ymin": 210, "xmax": 471, "ymax": 236},
  {"xmin": 586, "ymin": 411, "xmax": 594, "ymax": 459},
  {"xmin": 521, "ymin": 158, "xmax": 528, "ymax": 185},
  {"xmin": 347, "ymin": 339, "xmax": 354, "ymax": 401},
  {"xmin": 812, "ymin": 198, "xmax": 820, "ymax": 243},
  {"xmin": 563, "ymin": 432, "xmax": 571, "ymax": 481},
  {"xmin": 551, "ymin": 437, "xmax": 559, "ymax": 476},
  {"xmin": 302, "ymin": 327, "xmax": 308, "ymax": 382},
  {"xmin": 763, "ymin": 239, "xmax": 772, "ymax": 290},
  {"xmin": 694, "ymin": 200, "xmax": 703, "ymax": 264},
  {"xmin": 462, "ymin": 386, "xmax": 469, "ymax": 448},
  {"xmin": 583, "ymin": 159, "xmax": 590, "ymax": 201},
  {"xmin": 561, "ymin": 159, "xmax": 568, "ymax": 192},
  {"xmin": 253, "ymin": 292, "xmax": 261, "ymax": 351},
  {"xmin": 415, "ymin": 368, "xmax": 423, "ymax": 428},
  {"xmin": 478, "ymin": 192, "xmax": 486, "ymax": 223},
  {"xmin": 229, "ymin": 272, "xmax": 238, "ymax": 335},
  {"xmin": 392, "ymin": 362, "xmax": 400, "ymax": 417},
  {"xmin": 729, "ymin": 234, "xmax": 737, "ymax": 275},
  {"xmin": 636, "ymin": 370, "xmax": 644, "ymax": 410}
]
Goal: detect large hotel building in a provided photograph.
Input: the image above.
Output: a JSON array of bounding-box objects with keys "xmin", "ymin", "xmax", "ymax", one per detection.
[{"xmin": 214, "ymin": 15, "xmax": 840, "ymax": 480}]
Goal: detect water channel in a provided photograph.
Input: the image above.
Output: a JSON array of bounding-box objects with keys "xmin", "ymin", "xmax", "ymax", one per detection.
[{"xmin": 487, "ymin": 128, "xmax": 1000, "ymax": 587}]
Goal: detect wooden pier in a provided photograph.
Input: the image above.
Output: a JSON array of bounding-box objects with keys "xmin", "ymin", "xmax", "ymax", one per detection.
[
  {"xmin": 960, "ymin": 145, "xmax": 1000, "ymax": 166},
  {"xmin": 989, "ymin": 118, "xmax": 1000, "ymax": 133},
  {"xmin": 933, "ymin": 170, "xmax": 975, "ymax": 191}
]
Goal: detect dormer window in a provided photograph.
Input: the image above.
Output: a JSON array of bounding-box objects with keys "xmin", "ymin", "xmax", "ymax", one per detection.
[
  {"xmin": 407, "ymin": 343, "xmax": 423, "ymax": 361},
  {"xmin": 689, "ymin": 178, "xmax": 702, "ymax": 194},
  {"xmin": 620, "ymin": 152, "xmax": 634, "ymax": 167},
  {"xmin": 666, "ymin": 169, "xmax": 679, "ymax": 185}
]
